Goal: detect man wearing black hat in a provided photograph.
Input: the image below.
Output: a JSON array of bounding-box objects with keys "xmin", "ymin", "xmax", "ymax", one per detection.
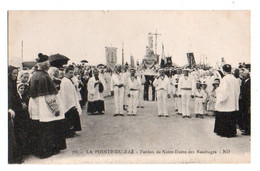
[
  {"xmin": 28, "ymin": 53, "xmax": 67, "ymax": 158},
  {"xmin": 214, "ymin": 64, "xmax": 240, "ymax": 138}
]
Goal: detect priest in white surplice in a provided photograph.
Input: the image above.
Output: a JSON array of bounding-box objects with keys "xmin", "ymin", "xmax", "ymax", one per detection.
[
  {"xmin": 28, "ymin": 53, "xmax": 66, "ymax": 159},
  {"xmin": 87, "ymin": 68, "xmax": 106, "ymax": 115},
  {"xmin": 214, "ymin": 64, "xmax": 240, "ymax": 138},
  {"xmin": 59, "ymin": 65, "xmax": 82, "ymax": 138}
]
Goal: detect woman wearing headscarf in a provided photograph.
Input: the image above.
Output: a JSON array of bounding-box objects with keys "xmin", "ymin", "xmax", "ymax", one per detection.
[
  {"xmin": 28, "ymin": 53, "xmax": 66, "ymax": 159},
  {"xmin": 14, "ymin": 83, "xmax": 31, "ymax": 156},
  {"xmin": 8, "ymin": 65, "xmax": 23, "ymax": 163},
  {"xmin": 17, "ymin": 70, "xmax": 30, "ymax": 97}
]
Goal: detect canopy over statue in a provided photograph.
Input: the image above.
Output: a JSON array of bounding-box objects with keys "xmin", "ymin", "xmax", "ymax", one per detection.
[{"xmin": 142, "ymin": 33, "xmax": 159, "ymax": 74}]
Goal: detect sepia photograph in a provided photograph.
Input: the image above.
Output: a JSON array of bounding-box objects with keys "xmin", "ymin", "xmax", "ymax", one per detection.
[{"xmin": 7, "ymin": 10, "xmax": 251, "ymax": 164}]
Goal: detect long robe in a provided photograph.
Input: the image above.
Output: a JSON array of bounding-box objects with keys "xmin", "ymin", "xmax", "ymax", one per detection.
[
  {"xmin": 87, "ymin": 75, "xmax": 106, "ymax": 113},
  {"xmin": 28, "ymin": 69, "xmax": 66, "ymax": 158},
  {"xmin": 14, "ymin": 93, "xmax": 31, "ymax": 155},
  {"xmin": 8, "ymin": 76, "xmax": 23, "ymax": 163},
  {"xmin": 214, "ymin": 74, "xmax": 240, "ymax": 137},
  {"xmin": 238, "ymin": 78, "xmax": 251, "ymax": 134},
  {"xmin": 59, "ymin": 77, "xmax": 82, "ymax": 135},
  {"xmin": 59, "ymin": 77, "xmax": 82, "ymax": 115}
]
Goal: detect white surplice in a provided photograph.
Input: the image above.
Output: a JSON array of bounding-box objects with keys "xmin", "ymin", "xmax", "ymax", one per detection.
[
  {"xmin": 87, "ymin": 75, "xmax": 106, "ymax": 102},
  {"xmin": 28, "ymin": 94, "xmax": 65, "ymax": 122},
  {"xmin": 59, "ymin": 77, "xmax": 82, "ymax": 115},
  {"xmin": 215, "ymin": 74, "xmax": 240, "ymax": 112}
]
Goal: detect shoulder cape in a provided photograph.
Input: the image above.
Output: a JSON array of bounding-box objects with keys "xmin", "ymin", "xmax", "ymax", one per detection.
[{"xmin": 29, "ymin": 70, "xmax": 58, "ymax": 98}]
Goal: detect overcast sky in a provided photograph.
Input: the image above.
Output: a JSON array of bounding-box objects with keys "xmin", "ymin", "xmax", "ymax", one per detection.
[{"xmin": 8, "ymin": 10, "xmax": 250, "ymax": 68}]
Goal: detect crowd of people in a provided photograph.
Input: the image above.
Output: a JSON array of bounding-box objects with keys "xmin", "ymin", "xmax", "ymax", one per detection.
[
  {"xmin": 8, "ymin": 52, "xmax": 251, "ymax": 164},
  {"xmin": 152, "ymin": 64, "xmax": 250, "ymax": 138}
]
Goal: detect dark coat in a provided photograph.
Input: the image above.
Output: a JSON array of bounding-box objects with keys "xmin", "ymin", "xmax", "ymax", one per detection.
[{"xmin": 240, "ymin": 78, "xmax": 251, "ymax": 113}]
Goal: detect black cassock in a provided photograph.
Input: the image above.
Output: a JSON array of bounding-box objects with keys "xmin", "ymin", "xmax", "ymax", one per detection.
[
  {"xmin": 87, "ymin": 75, "xmax": 105, "ymax": 114},
  {"xmin": 29, "ymin": 69, "xmax": 66, "ymax": 159},
  {"xmin": 239, "ymin": 78, "xmax": 251, "ymax": 134}
]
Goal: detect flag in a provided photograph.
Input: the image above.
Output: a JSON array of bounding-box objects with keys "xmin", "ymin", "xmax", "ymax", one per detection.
[
  {"xmin": 106, "ymin": 47, "xmax": 117, "ymax": 70},
  {"xmin": 187, "ymin": 52, "xmax": 196, "ymax": 68}
]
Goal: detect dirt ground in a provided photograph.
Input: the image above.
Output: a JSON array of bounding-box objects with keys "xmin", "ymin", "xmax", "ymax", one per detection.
[{"xmin": 24, "ymin": 96, "xmax": 250, "ymax": 164}]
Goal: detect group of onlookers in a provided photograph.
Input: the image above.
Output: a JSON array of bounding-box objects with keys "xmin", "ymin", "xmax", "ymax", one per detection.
[{"xmin": 8, "ymin": 53, "xmax": 251, "ymax": 164}]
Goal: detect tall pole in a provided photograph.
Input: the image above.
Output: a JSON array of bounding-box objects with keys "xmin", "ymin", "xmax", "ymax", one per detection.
[
  {"xmin": 161, "ymin": 43, "xmax": 165, "ymax": 60},
  {"xmin": 153, "ymin": 30, "xmax": 161, "ymax": 56},
  {"xmin": 122, "ymin": 42, "xmax": 124, "ymax": 66},
  {"xmin": 21, "ymin": 40, "xmax": 23, "ymax": 60},
  {"xmin": 150, "ymin": 30, "xmax": 161, "ymax": 56}
]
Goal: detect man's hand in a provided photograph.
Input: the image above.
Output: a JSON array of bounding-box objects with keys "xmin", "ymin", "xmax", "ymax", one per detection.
[
  {"xmin": 21, "ymin": 103, "xmax": 27, "ymax": 110},
  {"xmin": 167, "ymin": 94, "xmax": 171, "ymax": 99},
  {"xmin": 8, "ymin": 109, "xmax": 15, "ymax": 118},
  {"xmin": 55, "ymin": 110, "xmax": 60, "ymax": 117}
]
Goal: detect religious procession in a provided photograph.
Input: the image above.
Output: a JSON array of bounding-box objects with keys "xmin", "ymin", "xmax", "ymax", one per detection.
[{"xmin": 8, "ymin": 32, "xmax": 251, "ymax": 164}]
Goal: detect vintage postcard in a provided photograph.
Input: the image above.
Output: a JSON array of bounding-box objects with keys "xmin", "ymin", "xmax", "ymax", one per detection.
[{"xmin": 7, "ymin": 10, "xmax": 250, "ymax": 164}]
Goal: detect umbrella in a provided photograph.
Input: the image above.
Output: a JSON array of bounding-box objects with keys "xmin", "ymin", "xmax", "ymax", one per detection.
[
  {"xmin": 49, "ymin": 53, "xmax": 70, "ymax": 68},
  {"xmin": 22, "ymin": 61, "xmax": 37, "ymax": 69},
  {"xmin": 97, "ymin": 64, "xmax": 105, "ymax": 68},
  {"xmin": 80, "ymin": 60, "xmax": 88, "ymax": 63}
]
